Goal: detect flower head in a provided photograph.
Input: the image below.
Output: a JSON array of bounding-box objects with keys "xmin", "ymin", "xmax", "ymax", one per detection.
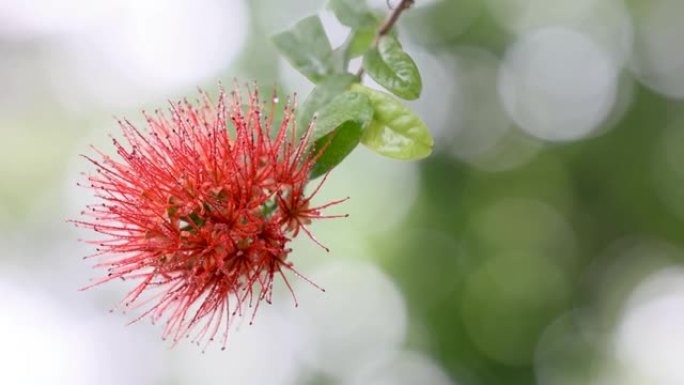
[{"xmin": 73, "ymin": 85, "xmax": 346, "ymax": 349}]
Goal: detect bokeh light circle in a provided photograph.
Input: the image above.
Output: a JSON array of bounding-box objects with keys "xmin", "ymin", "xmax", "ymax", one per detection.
[
  {"xmin": 630, "ymin": 0, "xmax": 684, "ymax": 98},
  {"xmin": 614, "ymin": 267, "xmax": 684, "ymax": 384},
  {"xmin": 499, "ymin": 27, "xmax": 619, "ymax": 142},
  {"xmin": 291, "ymin": 259, "xmax": 408, "ymax": 379},
  {"xmin": 53, "ymin": 0, "xmax": 248, "ymax": 109},
  {"xmin": 349, "ymin": 350, "xmax": 455, "ymax": 385}
]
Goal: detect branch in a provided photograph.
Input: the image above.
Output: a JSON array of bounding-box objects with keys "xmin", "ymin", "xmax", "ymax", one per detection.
[
  {"xmin": 356, "ymin": 0, "xmax": 415, "ymax": 78},
  {"xmin": 378, "ymin": 0, "xmax": 415, "ymax": 37}
]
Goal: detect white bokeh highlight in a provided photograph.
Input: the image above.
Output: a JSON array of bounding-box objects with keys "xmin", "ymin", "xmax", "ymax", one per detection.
[
  {"xmin": 174, "ymin": 307, "xmax": 304, "ymax": 385},
  {"xmin": 485, "ymin": 0, "xmax": 633, "ymax": 65},
  {"xmin": 348, "ymin": 350, "xmax": 455, "ymax": 385},
  {"xmin": 444, "ymin": 47, "xmax": 542, "ymax": 172},
  {"xmin": 499, "ymin": 27, "xmax": 619, "ymax": 142},
  {"xmin": 0, "ymin": 0, "xmax": 119, "ymax": 38},
  {"xmin": 51, "ymin": 0, "xmax": 247, "ymax": 109},
  {"xmin": 0, "ymin": 279, "xmax": 162, "ymax": 385},
  {"xmin": 290, "ymin": 259, "xmax": 408, "ymax": 380},
  {"xmin": 406, "ymin": 48, "xmax": 463, "ymax": 140},
  {"xmin": 613, "ymin": 267, "xmax": 684, "ymax": 385}
]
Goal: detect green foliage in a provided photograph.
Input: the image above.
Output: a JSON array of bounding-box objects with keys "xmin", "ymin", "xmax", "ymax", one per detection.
[
  {"xmin": 328, "ymin": 0, "xmax": 380, "ymax": 71},
  {"xmin": 363, "ymin": 35, "xmax": 422, "ymax": 100},
  {"xmin": 332, "ymin": 24, "xmax": 377, "ymax": 71},
  {"xmin": 309, "ymin": 121, "xmax": 364, "ymax": 179},
  {"xmin": 272, "ymin": 16, "xmax": 335, "ymax": 83},
  {"xmin": 346, "ymin": 26, "xmax": 376, "ymax": 58},
  {"xmin": 311, "ymin": 90, "xmax": 373, "ymax": 142},
  {"xmin": 328, "ymin": 0, "xmax": 376, "ymax": 28},
  {"xmin": 308, "ymin": 90, "xmax": 374, "ymax": 178},
  {"xmin": 353, "ymin": 84, "xmax": 432, "ymax": 159},
  {"xmin": 274, "ymin": 1, "xmax": 432, "ymax": 176},
  {"xmin": 297, "ymin": 74, "xmax": 358, "ymax": 129}
]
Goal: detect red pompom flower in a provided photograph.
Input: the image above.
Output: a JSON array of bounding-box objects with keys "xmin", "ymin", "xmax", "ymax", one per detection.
[{"xmin": 73, "ymin": 86, "xmax": 346, "ymax": 349}]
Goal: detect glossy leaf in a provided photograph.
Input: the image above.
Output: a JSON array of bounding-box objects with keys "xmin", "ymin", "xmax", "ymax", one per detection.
[
  {"xmin": 297, "ymin": 74, "xmax": 358, "ymax": 129},
  {"xmin": 352, "ymin": 84, "xmax": 432, "ymax": 159},
  {"xmin": 363, "ymin": 35, "xmax": 422, "ymax": 100},
  {"xmin": 308, "ymin": 90, "xmax": 374, "ymax": 178},
  {"xmin": 311, "ymin": 90, "xmax": 373, "ymax": 142},
  {"xmin": 272, "ymin": 16, "xmax": 335, "ymax": 82},
  {"xmin": 310, "ymin": 121, "xmax": 364, "ymax": 179}
]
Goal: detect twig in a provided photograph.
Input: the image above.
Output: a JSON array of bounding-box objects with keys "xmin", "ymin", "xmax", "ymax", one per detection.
[
  {"xmin": 356, "ymin": 0, "xmax": 415, "ymax": 78},
  {"xmin": 378, "ymin": 0, "xmax": 414, "ymax": 37}
]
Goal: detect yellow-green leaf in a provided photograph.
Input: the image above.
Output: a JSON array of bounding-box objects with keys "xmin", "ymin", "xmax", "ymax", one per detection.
[{"xmin": 352, "ymin": 84, "xmax": 433, "ymax": 159}]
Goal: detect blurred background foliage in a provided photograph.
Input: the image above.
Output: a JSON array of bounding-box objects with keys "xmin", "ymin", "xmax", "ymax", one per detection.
[{"xmin": 2, "ymin": 0, "xmax": 684, "ymax": 384}]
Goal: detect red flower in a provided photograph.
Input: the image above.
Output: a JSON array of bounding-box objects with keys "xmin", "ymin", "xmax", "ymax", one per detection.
[{"xmin": 72, "ymin": 86, "xmax": 347, "ymax": 349}]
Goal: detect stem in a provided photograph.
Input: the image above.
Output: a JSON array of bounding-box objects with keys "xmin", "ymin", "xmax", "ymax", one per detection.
[
  {"xmin": 378, "ymin": 0, "xmax": 415, "ymax": 36},
  {"xmin": 356, "ymin": 0, "xmax": 415, "ymax": 78}
]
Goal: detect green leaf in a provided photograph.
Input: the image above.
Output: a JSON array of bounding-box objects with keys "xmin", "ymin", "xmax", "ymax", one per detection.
[
  {"xmin": 297, "ymin": 74, "xmax": 358, "ymax": 129},
  {"xmin": 307, "ymin": 90, "xmax": 374, "ymax": 178},
  {"xmin": 328, "ymin": 7, "xmax": 380, "ymax": 71},
  {"xmin": 311, "ymin": 90, "xmax": 373, "ymax": 142},
  {"xmin": 332, "ymin": 24, "xmax": 376, "ymax": 72},
  {"xmin": 272, "ymin": 16, "xmax": 335, "ymax": 83},
  {"xmin": 352, "ymin": 84, "xmax": 433, "ymax": 159},
  {"xmin": 310, "ymin": 121, "xmax": 364, "ymax": 179},
  {"xmin": 328, "ymin": 0, "xmax": 375, "ymax": 28},
  {"xmin": 347, "ymin": 26, "xmax": 376, "ymax": 59},
  {"xmin": 362, "ymin": 35, "xmax": 422, "ymax": 100}
]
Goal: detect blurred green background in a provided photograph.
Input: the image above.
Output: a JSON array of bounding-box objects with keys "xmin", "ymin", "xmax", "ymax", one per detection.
[{"xmin": 2, "ymin": 0, "xmax": 684, "ymax": 384}]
